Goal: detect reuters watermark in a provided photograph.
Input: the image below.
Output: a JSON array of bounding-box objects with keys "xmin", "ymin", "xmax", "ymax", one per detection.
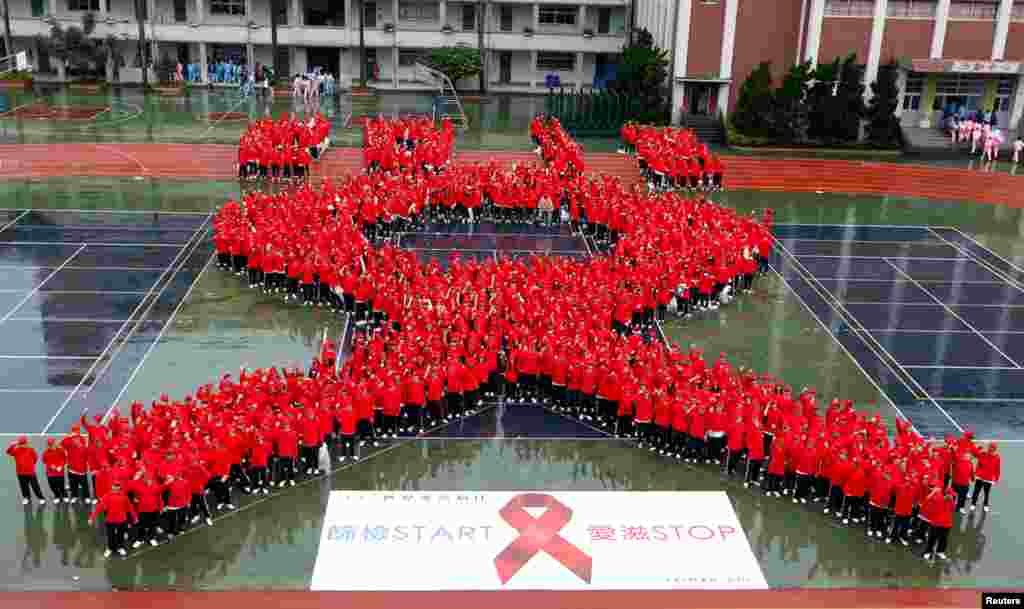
[{"xmin": 983, "ymin": 593, "xmax": 1024, "ymax": 608}]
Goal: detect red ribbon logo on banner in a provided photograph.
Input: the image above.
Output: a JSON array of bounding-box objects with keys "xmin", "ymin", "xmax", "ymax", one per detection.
[{"xmin": 494, "ymin": 493, "xmax": 593, "ymax": 585}]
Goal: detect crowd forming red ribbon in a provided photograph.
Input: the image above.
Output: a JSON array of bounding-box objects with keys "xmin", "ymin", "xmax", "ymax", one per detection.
[{"xmin": 6, "ymin": 116, "xmax": 1002, "ymax": 567}]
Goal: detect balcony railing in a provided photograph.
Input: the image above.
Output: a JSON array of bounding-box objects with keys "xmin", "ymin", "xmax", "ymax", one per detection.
[
  {"xmin": 948, "ymin": 1, "xmax": 998, "ymax": 19},
  {"xmin": 886, "ymin": 0, "xmax": 937, "ymax": 18},
  {"xmin": 824, "ymin": 0, "xmax": 874, "ymax": 17}
]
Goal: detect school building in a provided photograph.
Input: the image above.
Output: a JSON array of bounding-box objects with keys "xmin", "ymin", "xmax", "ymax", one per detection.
[
  {"xmin": 637, "ymin": 0, "xmax": 1024, "ymax": 130},
  {"xmin": 2, "ymin": 0, "xmax": 629, "ymax": 92}
]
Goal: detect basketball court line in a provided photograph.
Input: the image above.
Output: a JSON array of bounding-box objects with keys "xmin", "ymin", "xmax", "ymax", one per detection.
[
  {"xmin": 840, "ymin": 301, "xmax": 1024, "ymax": 307},
  {"xmin": 943, "ymin": 225, "xmax": 1024, "ymax": 278},
  {"xmin": 0, "ymin": 241, "xmax": 184, "ymax": 247},
  {"xmin": 0, "ymin": 244, "xmax": 86, "ymax": 324},
  {"xmin": 5, "ymin": 208, "xmax": 209, "ymax": 216},
  {"xmin": 93, "ymin": 144, "xmax": 150, "ymax": 176},
  {"xmin": 805, "ymin": 276, "xmax": 1015, "ymax": 283},
  {"xmin": 0, "ymin": 289, "xmax": 150, "ymax": 296},
  {"xmin": 0, "ymin": 266, "xmax": 177, "ymax": 272},
  {"xmin": 774, "ymin": 223, "xmax": 936, "ymax": 228},
  {"xmin": 40, "ymin": 218, "xmax": 214, "ymax": 433},
  {"xmin": 0, "ymin": 210, "xmax": 29, "ymax": 234},
  {"xmin": 903, "ymin": 365, "xmax": 1022, "ymax": 370},
  {"xmin": 884, "ymin": 258, "xmax": 1023, "ymax": 369},
  {"xmin": 774, "ymin": 238, "xmax": 935, "ymax": 402},
  {"xmin": 82, "ymin": 221, "xmax": 214, "ymax": 399},
  {"xmin": 856, "ymin": 328, "xmax": 1024, "ymax": 334},
  {"xmin": 99, "ymin": 252, "xmax": 215, "ymax": 425},
  {"xmin": 0, "ymin": 355, "xmax": 95, "ymax": 359},
  {"xmin": 793, "ymin": 255, "xmax": 967, "ymax": 261},
  {"xmin": 780, "ymin": 240, "xmax": 950, "ymax": 246},
  {"xmin": 6, "ymin": 317, "xmax": 135, "ymax": 323},
  {"xmin": 766, "ymin": 262, "xmax": 915, "ymax": 431},
  {"xmin": 927, "ymin": 227, "xmax": 1024, "ymax": 291}
]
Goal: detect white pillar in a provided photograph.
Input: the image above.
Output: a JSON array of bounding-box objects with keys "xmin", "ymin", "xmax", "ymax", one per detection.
[
  {"xmin": 47, "ymin": 0, "xmax": 56, "ymax": 16},
  {"xmin": 796, "ymin": 0, "xmax": 809, "ymax": 65},
  {"xmin": 198, "ymin": 41, "xmax": 208, "ymax": 82},
  {"xmin": 717, "ymin": 0, "xmax": 738, "ymax": 116},
  {"xmin": 864, "ymin": 0, "xmax": 888, "ymax": 99},
  {"xmin": 670, "ymin": 0, "xmax": 692, "ymax": 125},
  {"xmin": 291, "ymin": 0, "xmax": 300, "ymax": 26},
  {"xmin": 530, "ymin": 49, "xmax": 538, "ymax": 87},
  {"xmin": 392, "ymin": 46, "xmax": 398, "ymax": 88},
  {"xmin": 576, "ymin": 51, "xmax": 584, "ymax": 87},
  {"xmin": 931, "ymin": 0, "xmax": 950, "ymax": 59},
  {"xmin": 1009, "ymin": 74, "xmax": 1024, "ymax": 130},
  {"xmin": 803, "ymin": 0, "xmax": 825, "ymax": 67},
  {"xmin": 578, "ymin": 4, "xmax": 586, "ymax": 34},
  {"xmin": 195, "ymin": 0, "xmax": 204, "ymax": 22},
  {"xmin": 392, "ymin": 0, "xmax": 398, "ymax": 28},
  {"xmin": 245, "ymin": 0, "xmax": 252, "ymax": 19},
  {"xmin": 439, "ymin": 0, "xmax": 446, "ymax": 27},
  {"xmin": 533, "ymin": 3, "xmax": 539, "ymax": 30},
  {"xmin": 894, "ymin": 69, "xmax": 907, "ymax": 118},
  {"xmin": 993, "ymin": 0, "xmax": 1013, "ymax": 60},
  {"xmin": 339, "ymin": 48, "xmax": 345, "ymax": 82},
  {"xmin": 247, "ymin": 43, "xmax": 254, "ymax": 67}
]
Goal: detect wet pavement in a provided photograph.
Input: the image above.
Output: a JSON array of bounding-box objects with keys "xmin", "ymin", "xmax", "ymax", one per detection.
[{"xmin": 0, "ymin": 178, "xmax": 1022, "ymax": 590}]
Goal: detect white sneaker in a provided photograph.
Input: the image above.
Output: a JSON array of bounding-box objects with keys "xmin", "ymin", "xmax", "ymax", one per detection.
[
  {"xmin": 970, "ymin": 504, "xmax": 977, "ymax": 511},
  {"xmin": 792, "ymin": 498, "xmax": 798, "ymax": 504},
  {"xmin": 216, "ymin": 503, "xmax": 224, "ymax": 509},
  {"xmin": 937, "ymin": 552, "xmax": 947, "ymax": 560},
  {"xmin": 104, "ymin": 549, "xmax": 113, "ymax": 559},
  {"xmin": 133, "ymin": 540, "xmax": 143, "ymax": 549},
  {"xmin": 225, "ymin": 503, "xmax": 236, "ymax": 510},
  {"xmin": 118, "ymin": 548, "xmax": 127, "ymax": 557},
  {"xmin": 191, "ymin": 516, "xmax": 200, "ymax": 524},
  {"xmin": 149, "ymin": 539, "xmax": 159, "ymax": 546},
  {"xmin": 206, "ymin": 517, "xmax": 214, "ymax": 526},
  {"xmin": 21, "ymin": 499, "xmax": 28, "ymax": 506},
  {"xmin": 289, "ymin": 480, "xmax": 296, "ymax": 487},
  {"xmin": 38, "ymin": 499, "xmax": 46, "ymax": 505},
  {"xmin": 923, "ymin": 553, "xmax": 932, "ymax": 560},
  {"xmin": 984, "ymin": 506, "xmax": 991, "ymax": 512},
  {"xmin": 842, "ymin": 518, "xmax": 849, "ymax": 524},
  {"xmin": 70, "ymin": 498, "xmax": 78, "ymax": 504}
]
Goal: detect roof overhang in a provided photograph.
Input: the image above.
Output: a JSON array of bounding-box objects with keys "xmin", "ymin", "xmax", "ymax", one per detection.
[{"xmin": 901, "ymin": 58, "xmax": 1023, "ymax": 75}]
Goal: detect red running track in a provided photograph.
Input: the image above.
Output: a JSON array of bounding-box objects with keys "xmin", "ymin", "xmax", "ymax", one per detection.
[{"xmin": 1, "ymin": 144, "xmax": 1023, "ymax": 207}]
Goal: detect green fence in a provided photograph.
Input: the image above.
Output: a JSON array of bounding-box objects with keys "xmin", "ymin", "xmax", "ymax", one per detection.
[{"xmin": 543, "ymin": 88, "xmax": 641, "ymax": 137}]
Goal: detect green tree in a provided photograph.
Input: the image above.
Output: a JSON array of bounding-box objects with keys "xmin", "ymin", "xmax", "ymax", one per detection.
[
  {"xmin": 772, "ymin": 60, "xmax": 814, "ymax": 143},
  {"xmin": 36, "ymin": 13, "xmax": 110, "ymax": 79},
  {"xmin": 834, "ymin": 53, "xmax": 866, "ymax": 142},
  {"xmin": 609, "ymin": 28, "xmax": 670, "ymax": 124},
  {"xmin": 732, "ymin": 61, "xmax": 775, "ymax": 137},
  {"xmin": 424, "ymin": 46, "xmax": 482, "ymax": 90},
  {"xmin": 865, "ymin": 59, "xmax": 902, "ymax": 146},
  {"xmin": 806, "ymin": 57, "xmax": 839, "ymax": 141}
]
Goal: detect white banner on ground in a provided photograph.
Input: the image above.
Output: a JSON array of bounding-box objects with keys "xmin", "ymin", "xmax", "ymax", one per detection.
[{"xmin": 310, "ymin": 491, "xmax": 767, "ymax": 590}]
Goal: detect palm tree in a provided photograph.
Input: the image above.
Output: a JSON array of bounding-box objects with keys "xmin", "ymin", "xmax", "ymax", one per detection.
[{"xmin": 38, "ymin": 12, "xmax": 107, "ymax": 79}]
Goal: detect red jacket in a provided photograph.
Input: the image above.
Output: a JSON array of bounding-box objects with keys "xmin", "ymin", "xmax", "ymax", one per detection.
[
  {"xmin": 843, "ymin": 466, "xmax": 868, "ymax": 497},
  {"xmin": 61, "ymin": 436, "xmax": 89, "ymax": 474},
  {"xmin": 129, "ymin": 479, "xmax": 165, "ymax": 513},
  {"xmin": 43, "ymin": 446, "xmax": 66, "ymax": 477},
  {"xmin": 767, "ymin": 442, "xmax": 787, "ymax": 476},
  {"xmin": 91, "ymin": 491, "xmax": 138, "ymax": 524},
  {"xmin": 951, "ymin": 456, "xmax": 975, "ymax": 487},
  {"xmin": 892, "ymin": 480, "xmax": 919, "ymax": 517},
  {"xmin": 795, "ymin": 444, "xmax": 817, "ymax": 476},
  {"xmin": 6, "ymin": 444, "xmax": 37, "ymax": 476},
  {"xmin": 976, "ymin": 452, "xmax": 1001, "ymax": 482},
  {"xmin": 186, "ymin": 463, "xmax": 212, "ymax": 495},
  {"xmin": 868, "ymin": 475, "xmax": 894, "ymax": 508},
  {"xmin": 165, "ymin": 478, "xmax": 192, "ymax": 509},
  {"xmin": 745, "ymin": 424, "xmax": 765, "ymax": 460}
]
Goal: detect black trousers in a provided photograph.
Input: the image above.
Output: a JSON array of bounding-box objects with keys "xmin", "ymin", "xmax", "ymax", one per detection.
[
  {"xmin": 16, "ymin": 474, "xmax": 44, "ymax": 500},
  {"xmin": 209, "ymin": 477, "xmax": 231, "ymax": 505},
  {"xmin": 105, "ymin": 522, "xmax": 127, "ymax": 552},
  {"xmin": 869, "ymin": 504, "xmax": 890, "ymax": 533},
  {"xmin": 339, "ymin": 434, "xmax": 356, "ymax": 458},
  {"xmin": 926, "ymin": 525, "xmax": 950, "ymax": 555},
  {"xmin": 953, "ymin": 483, "xmax": 969, "ymax": 510},
  {"xmin": 250, "ymin": 466, "xmax": 269, "ymax": 489},
  {"xmin": 746, "ymin": 459, "xmax": 763, "ymax": 484},
  {"xmin": 164, "ymin": 507, "xmax": 187, "ymax": 535},
  {"xmin": 47, "ymin": 475, "xmax": 66, "ymax": 500},
  {"xmin": 190, "ymin": 493, "xmax": 212, "ymax": 520},
  {"xmin": 68, "ymin": 472, "xmax": 89, "ymax": 500},
  {"xmin": 972, "ymin": 479, "xmax": 993, "ymax": 507},
  {"xmin": 794, "ymin": 473, "xmax": 813, "ymax": 500},
  {"xmin": 137, "ymin": 510, "xmax": 159, "ymax": 541},
  {"xmin": 891, "ymin": 514, "xmax": 912, "ymax": 541}
]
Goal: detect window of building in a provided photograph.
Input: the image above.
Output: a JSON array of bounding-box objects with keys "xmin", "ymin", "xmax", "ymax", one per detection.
[
  {"xmin": 500, "ymin": 6, "xmax": 514, "ymax": 30},
  {"xmin": 398, "ymin": 49, "xmax": 423, "ymax": 67},
  {"xmin": 462, "ymin": 3, "xmax": 476, "ymax": 30},
  {"xmin": 933, "ymin": 74, "xmax": 987, "ymax": 111},
  {"xmin": 537, "ymin": 52, "xmax": 575, "ymax": 72},
  {"xmin": 1013, "ymin": 0, "xmax": 1024, "ymax": 21},
  {"xmin": 538, "ymin": 5, "xmax": 577, "ymax": 26},
  {"xmin": 210, "ymin": 0, "xmax": 245, "ymax": 16},
  {"xmin": 398, "ymin": 2, "xmax": 438, "ymax": 22},
  {"xmin": 67, "ymin": 0, "xmax": 100, "ymax": 11},
  {"xmin": 902, "ymin": 75, "xmax": 923, "ymax": 111},
  {"xmin": 996, "ymin": 76, "xmax": 1016, "ymax": 112},
  {"xmin": 824, "ymin": 0, "xmax": 874, "ymax": 16},
  {"xmin": 887, "ymin": 0, "xmax": 937, "ymax": 17},
  {"xmin": 949, "ymin": 0, "xmax": 998, "ymax": 18}
]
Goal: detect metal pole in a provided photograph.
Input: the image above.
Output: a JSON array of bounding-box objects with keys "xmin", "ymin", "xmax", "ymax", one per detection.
[
  {"xmin": 136, "ymin": 0, "xmax": 148, "ymax": 86},
  {"xmin": 2, "ymin": 0, "xmax": 13, "ymax": 62},
  {"xmin": 358, "ymin": 0, "xmax": 367, "ymax": 86},
  {"xmin": 477, "ymin": 0, "xmax": 486, "ymax": 93}
]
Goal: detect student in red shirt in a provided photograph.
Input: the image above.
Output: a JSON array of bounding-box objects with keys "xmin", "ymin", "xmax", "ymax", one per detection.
[
  {"xmin": 89, "ymin": 482, "xmax": 138, "ymax": 557},
  {"xmin": 950, "ymin": 451, "xmax": 975, "ymax": 514},
  {"xmin": 744, "ymin": 418, "xmax": 765, "ymax": 488},
  {"xmin": 972, "ymin": 442, "xmax": 1001, "ymax": 512},
  {"xmin": 42, "ymin": 438, "xmax": 67, "ymax": 503},
  {"xmin": 61, "ymin": 426, "xmax": 90, "ymax": 504},
  {"xmin": 163, "ymin": 472, "xmax": 193, "ymax": 537},
  {"xmin": 867, "ymin": 469, "xmax": 895, "ymax": 539},
  {"xmin": 923, "ymin": 485, "xmax": 956, "ymax": 561},
  {"xmin": 129, "ymin": 473, "xmax": 165, "ymax": 547},
  {"xmin": 764, "ymin": 436, "xmax": 787, "ymax": 497},
  {"xmin": 7, "ymin": 437, "xmax": 45, "ymax": 506}
]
